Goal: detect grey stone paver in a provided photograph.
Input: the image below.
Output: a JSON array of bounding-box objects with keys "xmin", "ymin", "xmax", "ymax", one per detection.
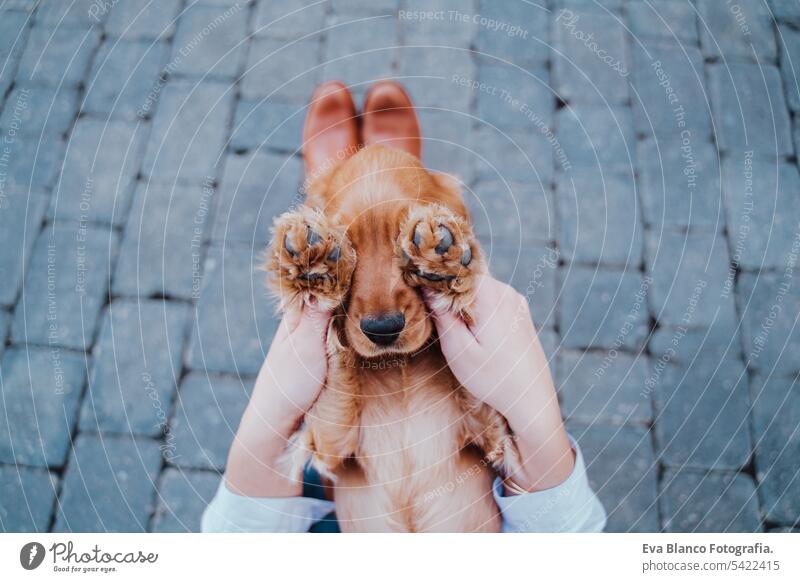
[
  {"xmin": 241, "ymin": 37, "xmax": 320, "ymax": 103},
  {"xmin": 794, "ymin": 121, "xmax": 800, "ymax": 160},
  {"xmin": 12, "ymin": 223, "xmax": 118, "ymax": 351},
  {"xmin": 105, "ymin": 0, "xmax": 183, "ymax": 40},
  {"xmin": 35, "ymin": 0, "xmax": 108, "ymax": 30},
  {"xmin": 1, "ymin": 0, "xmax": 800, "ymax": 534},
  {"xmin": 321, "ymin": 14, "xmax": 398, "ymax": 98},
  {"xmin": 188, "ymin": 246, "xmax": 280, "ymax": 376},
  {"xmin": 556, "ymin": 104, "xmax": 636, "ymax": 171},
  {"xmin": 644, "ymin": 230, "xmax": 737, "ymax": 328},
  {"xmin": 54, "ymin": 434, "xmax": 161, "ymax": 532},
  {"xmin": 254, "ymin": 0, "xmax": 328, "ymax": 40},
  {"xmin": 631, "ymin": 45, "xmax": 711, "ymax": 144},
  {"xmin": 1, "ymin": 1, "xmax": 37, "ymax": 12},
  {"xmin": 750, "ymin": 374, "xmax": 800, "ymax": 526},
  {"xmin": 556, "ymin": 168, "xmax": 642, "ymax": 267},
  {"xmin": 332, "ymin": 0, "xmax": 400, "ymax": 15},
  {"xmin": 142, "ymin": 80, "xmax": 235, "ymax": 184},
  {"xmin": 486, "ymin": 242, "xmax": 558, "ymax": 330},
  {"xmin": 722, "ymin": 160, "xmax": 800, "ymax": 271},
  {"xmin": 0, "ymin": 85, "xmax": 80, "ymax": 136},
  {"xmin": 660, "ymin": 469, "xmax": 762, "ymax": 533},
  {"xmin": 399, "ymin": 46, "xmax": 475, "ymax": 112},
  {"xmin": 0, "ymin": 311, "xmax": 10, "ymax": 354},
  {"xmin": 627, "ymin": 0, "xmax": 698, "ymax": 45},
  {"xmin": 475, "ymin": 0, "xmax": 549, "ymax": 68},
  {"xmin": 476, "ymin": 63, "xmax": 552, "ymax": 132},
  {"xmin": 170, "ymin": 373, "xmax": 251, "ymax": 471},
  {"xmin": 84, "ymin": 40, "xmax": 169, "ymax": 121},
  {"xmin": 211, "ymin": 150, "xmax": 302, "ymax": 244},
  {"xmin": 16, "ymin": 26, "xmax": 100, "ymax": 88},
  {"xmin": 652, "ymin": 355, "xmax": 752, "ymax": 470},
  {"xmin": 552, "ymin": 4, "xmax": 630, "ymax": 105},
  {"xmin": 0, "ymin": 131, "xmax": 66, "ymax": 191},
  {"xmin": 230, "ymin": 100, "xmax": 305, "ymax": 153},
  {"xmin": 650, "ymin": 315, "xmax": 741, "ymax": 367},
  {"xmin": 778, "ymin": 25, "xmax": 800, "ymax": 114},
  {"xmin": 559, "ymin": 266, "xmax": 650, "ymax": 350},
  {"xmin": 417, "ymin": 109, "xmax": 475, "ymax": 183},
  {"xmin": 0, "ymin": 192, "xmax": 47, "ymax": 307},
  {"xmin": 708, "ymin": 63, "xmax": 793, "ymax": 159},
  {"xmin": 557, "ymin": 0, "xmax": 623, "ymax": 10},
  {"xmin": 568, "ymin": 423, "xmax": 660, "ymax": 532},
  {"xmin": 79, "ymin": 300, "xmax": 189, "ymax": 437},
  {"xmin": 152, "ymin": 468, "xmax": 220, "ymax": 532},
  {"xmin": 697, "ymin": 0, "xmax": 776, "ymax": 63},
  {"xmin": 169, "ymin": 3, "xmax": 249, "ymax": 81},
  {"xmin": 0, "ymin": 346, "xmax": 86, "ymax": 468},
  {"xmin": 558, "ymin": 351, "xmax": 651, "ymax": 425},
  {"xmin": 50, "ymin": 119, "xmax": 147, "ymax": 226},
  {"xmin": 467, "ymin": 179, "xmax": 555, "ymax": 247},
  {"xmin": 738, "ymin": 271, "xmax": 800, "ymax": 375},
  {"xmin": 402, "ymin": 0, "xmax": 477, "ymax": 46},
  {"xmin": 0, "ymin": 10, "xmax": 31, "ymax": 98},
  {"xmin": 113, "ymin": 181, "xmax": 216, "ymax": 299},
  {"xmin": 472, "ymin": 125, "xmax": 555, "ymax": 187},
  {"xmin": 771, "ymin": 0, "xmax": 800, "ymax": 28},
  {"xmin": 0, "ymin": 466, "xmax": 58, "ymax": 532},
  {"xmin": 637, "ymin": 138, "xmax": 723, "ymax": 231}
]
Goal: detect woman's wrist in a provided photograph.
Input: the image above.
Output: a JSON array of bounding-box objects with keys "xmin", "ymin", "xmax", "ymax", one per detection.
[
  {"xmin": 224, "ymin": 400, "xmax": 306, "ymax": 498},
  {"xmin": 248, "ymin": 381, "xmax": 308, "ymax": 434},
  {"xmin": 500, "ymin": 385, "xmax": 575, "ymax": 492}
]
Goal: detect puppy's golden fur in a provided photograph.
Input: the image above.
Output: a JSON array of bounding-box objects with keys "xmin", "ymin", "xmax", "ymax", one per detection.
[{"xmin": 266, "ymin": 145, "xmax": 520, "ymax": 532}]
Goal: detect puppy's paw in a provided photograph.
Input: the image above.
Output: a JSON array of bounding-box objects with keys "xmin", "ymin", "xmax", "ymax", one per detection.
[
  {"xmin": 267, "ymin": 206, "xmax": 355, "ymax": 311},
  {"xmin": 398, "ymin": 204, "xmax": 483, "ymax": 314}
]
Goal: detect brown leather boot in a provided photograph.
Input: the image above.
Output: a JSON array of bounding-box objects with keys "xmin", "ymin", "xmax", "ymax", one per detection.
[
  {"xmin": 361, "ymin": 81, "xmax": 421, "ymax": 159},
  {"xmin": 302, "ymin": 81, "xmax": 359, "ymax": 178}
]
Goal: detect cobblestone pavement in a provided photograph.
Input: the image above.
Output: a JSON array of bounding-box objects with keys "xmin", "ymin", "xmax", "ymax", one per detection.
[{"xmin": 1, "ymin": 0, "xmax": 799, "ymax": 533}]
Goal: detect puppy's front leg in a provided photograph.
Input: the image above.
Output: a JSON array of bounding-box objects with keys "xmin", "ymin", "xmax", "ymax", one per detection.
[
  {"xmin": 266, "ymin": 206, "xmax": 360, "ymax": 480},
  {"xmin": 266, "ymin": 205, "xmax": 356, "ymax": 311},
  {"xmin": 397, "ymin": 204, "xmax": 484, "ymax": 321}
]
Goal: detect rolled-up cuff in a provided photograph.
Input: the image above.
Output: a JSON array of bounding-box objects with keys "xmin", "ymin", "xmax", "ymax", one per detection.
[{"xmin": 493, "ymin": 435, "xmax": 607, "ymax": 532}]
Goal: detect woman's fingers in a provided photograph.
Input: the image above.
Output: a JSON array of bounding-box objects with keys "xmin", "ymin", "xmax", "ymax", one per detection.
[
  {"xmin": 274, "ymin": 304, "xmax": 304, "ymax": 343},
  {"xmin": 423, "ymin": 289, "xmax": 478, "ymax": 356},
  {"xmin": 293, "ymin": 298, "xmax": 333, "ymax": 343}
]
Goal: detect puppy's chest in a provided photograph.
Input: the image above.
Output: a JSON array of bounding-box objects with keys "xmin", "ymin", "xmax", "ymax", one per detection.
[{"xmin": 354, "ymin": 361, "xmax": 465, "ymax": 470}]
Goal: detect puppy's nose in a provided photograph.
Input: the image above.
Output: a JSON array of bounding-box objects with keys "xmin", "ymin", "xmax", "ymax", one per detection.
[{"xmin": 360, "ymin": 313, "xmax": 405, "ymax": 346}]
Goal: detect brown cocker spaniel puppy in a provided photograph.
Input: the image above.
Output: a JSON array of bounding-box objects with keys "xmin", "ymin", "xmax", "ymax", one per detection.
[{"xmin": 266, "ymin": 142, "xmax": 521, "ymax": 532}]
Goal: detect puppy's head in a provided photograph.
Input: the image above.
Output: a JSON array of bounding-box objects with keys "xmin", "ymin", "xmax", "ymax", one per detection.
[{"xmin": 318, "ymin": 146, "xmax": 465, "ymax": 359}]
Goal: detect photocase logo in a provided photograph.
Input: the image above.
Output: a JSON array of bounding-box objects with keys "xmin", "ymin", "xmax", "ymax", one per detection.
[{"xmin": 20, "ymin": 542, "xmax": 46, "ymax": 570}]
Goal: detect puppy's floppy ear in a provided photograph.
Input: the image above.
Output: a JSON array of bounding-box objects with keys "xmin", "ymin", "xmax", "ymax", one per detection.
[
  {"xmin": 429, "ymin": 171, "xmax": 461, "ymax": 196},
  {"xmin": 429, "ymin": 171, "xmax": 469, "ymax": 218}
]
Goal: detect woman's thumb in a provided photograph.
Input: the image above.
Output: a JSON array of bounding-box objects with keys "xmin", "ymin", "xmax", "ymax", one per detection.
[
  {"xmin": 423, "ymin": 290, "xmax": 477, "ymax": 355},
  {"xmin": 294, "ymin": 297, "xmax": 333, "ymax": 341}
]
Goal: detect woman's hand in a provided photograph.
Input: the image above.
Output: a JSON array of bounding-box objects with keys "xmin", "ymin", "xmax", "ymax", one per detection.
[
  {"xmin": 255, "ymin": 300, "xmax": 333, "ymax": 425},
  {"xmin": 225, "ymin": 300, "xmax": 332, "ymax": 497},
  {"xmin": 426, "ymin": 275, "xmax": 575, "ymax": 492}
]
